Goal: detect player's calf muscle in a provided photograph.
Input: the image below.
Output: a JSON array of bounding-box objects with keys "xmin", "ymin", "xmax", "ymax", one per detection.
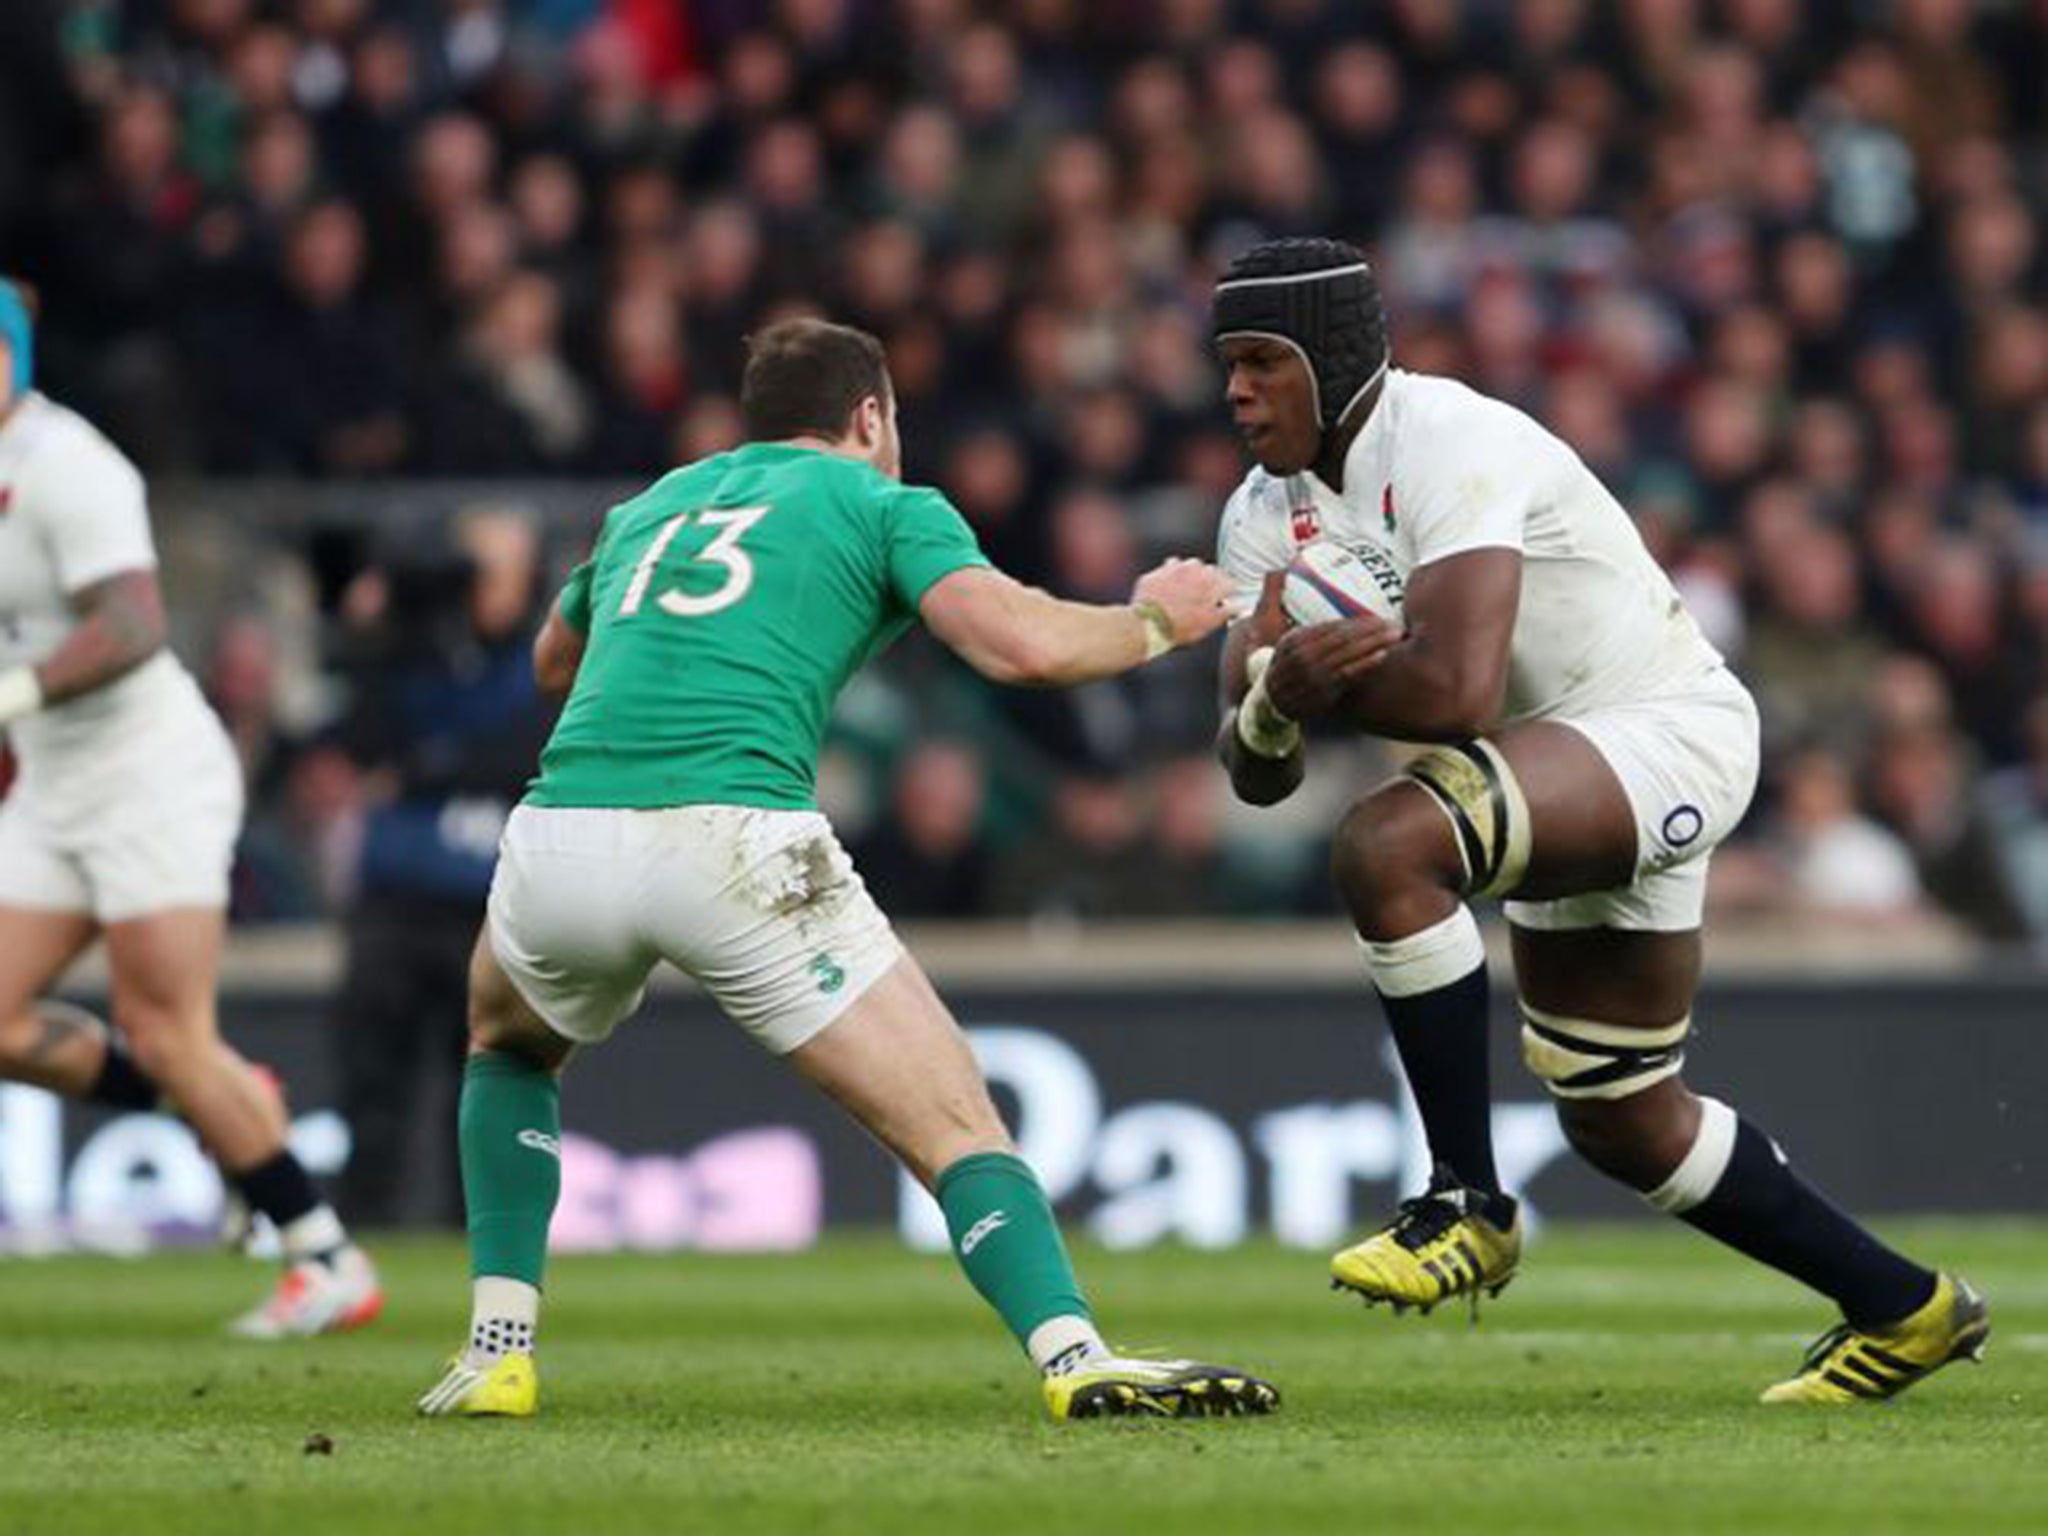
[{"xmin": 1556, "ymin": 1080, "xmax": 1703, "ymax": 1190}]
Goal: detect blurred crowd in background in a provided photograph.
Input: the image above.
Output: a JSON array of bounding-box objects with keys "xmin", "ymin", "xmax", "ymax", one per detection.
[{"xmin": 6, "ymin": 0, "xmax": 2048, "ymax": 945}]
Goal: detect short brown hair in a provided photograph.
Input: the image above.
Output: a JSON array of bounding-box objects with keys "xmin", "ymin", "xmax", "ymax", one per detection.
[{"xmin": 739, "ymin": 318, "xmax": 891, "ymax": 441}]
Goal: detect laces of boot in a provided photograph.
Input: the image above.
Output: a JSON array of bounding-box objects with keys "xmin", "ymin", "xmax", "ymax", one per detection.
[{"xmin": 1389, "ymin": 1191, "xmax": 1465, "ymax": 1252}]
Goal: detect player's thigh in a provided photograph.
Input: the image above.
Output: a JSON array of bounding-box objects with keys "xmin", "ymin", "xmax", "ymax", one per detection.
[
  {"xmin": 653, "ymin": 806, "xmax": 907, "ymax": 1056},
  {"xmin": 78, "ymin": 732, "xmax": 245, "ymax": 926},
  {"xmin": 785, "ymin": 953, "xmax": 1009, "ymax": 1189},
  {"xmin": 483, "ymin": 805, "xmax": 655, "ymax": 1056},
  {"xmin": 0, "ymin": 802, "xmax": 98, "ymax": 1023},
  {"xmin": 1507, "ymin": 677, "xmax": 1760, "ymax": 914},
  {"xmin": 1511, "ymin": 923, "xmax": 1700, "ymax": 1028},
  {"xmin": 1341, "ymin": 721, "xmax": 1640, "ymax": 918},
  {"xmin": 0, "ymin": 905, "xmax": 98, "ymax": 1047},
  {"xmin": 1487, "ymin": 719, "xmax": 1640, "ymax": 900},
  {"xmin": 468, "ymin": 925, "xmax": 575, "ymax": 1072}
]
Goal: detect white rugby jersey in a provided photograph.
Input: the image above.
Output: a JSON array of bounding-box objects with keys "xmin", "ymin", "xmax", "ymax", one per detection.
[
  {"xmin": 1218, "ymin": 369, "xmax": 1725, "ymax": 723},
  {"xmin": 0, "ymin": 392, "xmax": 217, "ymax": 809}
]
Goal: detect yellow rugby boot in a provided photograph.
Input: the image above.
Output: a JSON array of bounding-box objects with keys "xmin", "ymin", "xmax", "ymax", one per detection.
[
  {"xmin": 417, "ymin": 1352, "xmax": 539, "ymax": 1418},
  {"xmin": 1760, "ymin": 1272, "xmax": 1989, "ymax": 1405},
  {"xmin": 1330, "ymin": 1164, "xmax": 1521, "ymax": 1315},
  {"xmin": 1043, "ymin": 1354, "xmax": 1280, "ymax": 1421}
]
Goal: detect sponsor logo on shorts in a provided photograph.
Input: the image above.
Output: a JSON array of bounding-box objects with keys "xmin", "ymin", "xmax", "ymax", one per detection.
[
  {"xmin": 517, "ymin": 1128, "xmax": 561, "ymax": 1158},
  {"xmin": 810, "ymin": 953, "xmax": 846, "ymax": 995},
  {"xmin": 959, "ymin": 1210, "xmax": 1009, "ymax": 1256},
  {"xmin": 1661, "ymin": 804, "xmax": 1705, "ymax": 848}
]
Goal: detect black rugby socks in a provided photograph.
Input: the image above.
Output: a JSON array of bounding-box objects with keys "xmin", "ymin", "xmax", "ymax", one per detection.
[{"xmin": 1680, "ymin": 1117, "xmax": 1937, "ymax": 1329}]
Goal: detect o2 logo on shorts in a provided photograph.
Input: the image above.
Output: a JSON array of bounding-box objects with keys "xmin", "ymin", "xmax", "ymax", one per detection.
[{"xmin": 1661, "ymin": 804, "xmax": 1706, "ymax": 850}]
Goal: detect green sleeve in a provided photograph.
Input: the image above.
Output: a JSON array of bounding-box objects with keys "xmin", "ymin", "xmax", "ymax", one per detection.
[
  {"xmin": 883, "ymin": 484, "xmax": 991, "ymax": 610},
  {"xmin": 556, "ymin": 557, "xmax": 596, "ymax": 634},
  {"xmin": 556, "ymin": 509, "xmax": 621, "ymax": 634}
]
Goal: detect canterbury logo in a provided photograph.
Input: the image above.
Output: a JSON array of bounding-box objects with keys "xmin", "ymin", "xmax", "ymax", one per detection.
[
  {"xmin": 959, "ymin": 1211, "xmax": 1009, "ymax": 1256},
  {"xmin": 517, "ymin": 1128, "xmax": 561, "ymax": 1158}
]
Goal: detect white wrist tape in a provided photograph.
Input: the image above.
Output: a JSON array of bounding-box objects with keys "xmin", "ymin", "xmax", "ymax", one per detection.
[
  {"xmin": 0, "ymin": 666, "xmax": 42, "ymax": 727},
  {"xmin": 1235, "ymin": 647, "xmax": 1301, "ymax": 758}
]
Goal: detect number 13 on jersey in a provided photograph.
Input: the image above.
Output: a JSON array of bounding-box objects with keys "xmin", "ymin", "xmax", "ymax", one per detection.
[{"xmin": 619, "ymin": 505, "xmax": 772, "ymax": 618}]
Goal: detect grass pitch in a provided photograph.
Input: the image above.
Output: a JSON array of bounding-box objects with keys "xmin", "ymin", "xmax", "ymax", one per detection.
[{"xmin": 1, "ymin": 1222, "xmax": 2043, "ymax": 1536}]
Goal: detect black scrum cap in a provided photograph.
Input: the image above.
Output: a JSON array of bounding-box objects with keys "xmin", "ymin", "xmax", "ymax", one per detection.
[{"xmin": 1212, "ymin": 238, "xmax": 1390, "ymax": 433}]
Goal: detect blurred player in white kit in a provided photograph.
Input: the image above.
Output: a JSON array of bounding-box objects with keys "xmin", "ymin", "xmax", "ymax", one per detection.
[{"xmin": 0, "ymin": 277, "xmax": 379, "ymax": 1335}]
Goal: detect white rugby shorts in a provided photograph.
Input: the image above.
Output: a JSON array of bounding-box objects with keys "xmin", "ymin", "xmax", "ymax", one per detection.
[
  {"xmin": 486, "ymin": 803, "xmax": 904, "ymax": 1054},
  {"xmin": 0, "ymin": 712, "xmax": 244, "ymax": 922},
  {"xmin": 1504, "ymin": 667, "xmax": 1760, "ymax": 933}
]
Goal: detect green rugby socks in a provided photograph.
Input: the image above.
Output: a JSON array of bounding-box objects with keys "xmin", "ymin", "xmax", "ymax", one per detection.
[
  {"xmin": 460, "ymin": 1051, "xmax": 562, "ymax": 1289},
  {"xmin": 937, "ymin": 1151, "xmax": 1103, "ymax": 1368}
]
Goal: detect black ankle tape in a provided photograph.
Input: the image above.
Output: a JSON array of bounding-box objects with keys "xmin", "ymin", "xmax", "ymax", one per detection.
[
  {"xmin": 230, "ymin": 1150, "xmax": 322, "ymax": 1228},
  {"xmin": 87, "ymin": 1047, "xmax": 163, "ymax": 1112}
]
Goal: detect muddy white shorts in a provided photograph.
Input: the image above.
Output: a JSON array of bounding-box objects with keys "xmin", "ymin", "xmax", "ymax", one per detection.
[
  {"xmin": 1504, "ymin": 667, "xmax": 1760, "ymax": 933},
  {"xmin": 0, "ymin": 715, "xmax": 244, "ymax": 923},
  {"xmin": 486, "ymin": 803, "xmax": 905, "ymax": 1054}
]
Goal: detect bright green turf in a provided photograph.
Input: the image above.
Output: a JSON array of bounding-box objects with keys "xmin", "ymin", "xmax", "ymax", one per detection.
[{"xmin": 1, "ymin": 1222, "xmax": 2043, "ymax": 1535}]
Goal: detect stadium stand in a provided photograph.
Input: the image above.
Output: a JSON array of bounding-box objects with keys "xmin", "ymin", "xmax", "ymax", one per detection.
[{"xmin": 6, "ymin": 0, "xmax": 2047, "ymax": 936}]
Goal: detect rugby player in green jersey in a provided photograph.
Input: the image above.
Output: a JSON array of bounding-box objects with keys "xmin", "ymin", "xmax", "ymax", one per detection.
[{"xmin": 418, "ymin": 318, "xmax": 1278, "ymax": 1423}]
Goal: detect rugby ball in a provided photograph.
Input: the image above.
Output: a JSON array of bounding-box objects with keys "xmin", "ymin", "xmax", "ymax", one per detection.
[{"xmin": 1282, "ymin": 540, "xmax": 1406, "ymax": 628}]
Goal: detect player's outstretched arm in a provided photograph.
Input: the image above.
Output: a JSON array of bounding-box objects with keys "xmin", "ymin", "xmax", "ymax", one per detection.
[
  {"xmin": 1265, "ymin": 548, "xmax": 1519, "ymax": 743},
  {"xmin": 531, "ymin": 599, "xmax": 587, "ymax": 699},
  {"xmin": 920, "ymin": 559, "xmax": 1231, "ymax": 688},
  {"xmin": 0, "ymin": 569, "xmax": 166, "ymax": 724}
]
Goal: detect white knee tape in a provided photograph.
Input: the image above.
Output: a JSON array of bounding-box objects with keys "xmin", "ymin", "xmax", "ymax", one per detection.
[
  {"xmin": 1519, "ymin": 1002, "xmax": 1689, "ymax": 1101},
  {"xmin": 1359, "ymin": 905, "xmax": 1486, "ymax": 998},
  {"xmin": 1644, "ymin": 1096, "xmax": 1739, "ymax": 1214}
]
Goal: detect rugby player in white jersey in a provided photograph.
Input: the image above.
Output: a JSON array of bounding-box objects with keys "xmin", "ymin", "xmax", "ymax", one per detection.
[
  {"xmin": 1210, "ymin": 238, "xmax": 1987, "ymax": 1404},
  {"xmin": 0, "ymin": 278, "xmax": 380, "ymax": 1335}
]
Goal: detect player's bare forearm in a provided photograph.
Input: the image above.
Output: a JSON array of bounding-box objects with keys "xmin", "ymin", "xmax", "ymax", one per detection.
[
  {"xmin": 532, "ymin": 604, "xmax": 586, "ymax": 698},
  {"xmin": 1005, "ymin": 591, "xmax": 1150, "ymax": 687},
  {"xmin": 921, "ymin": 563, "xmax": 1229, "ymax": 687},
  {"xmin": 1323, "ymin": 631, "xmax": 1506, "ymax": 743},
  {"xmin": 1264, "ymin": 549, "xmax": 1519, "ymax": 743},
  {"xmin": 36, "ymin": 570, "xmax": 167, "ymax": 705},
  {"xmin": 1216, "ymin": 710, "xmax": 1305, "ymax": 805}
]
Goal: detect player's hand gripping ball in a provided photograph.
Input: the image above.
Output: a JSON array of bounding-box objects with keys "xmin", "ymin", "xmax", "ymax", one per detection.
[{"xmin": 1266, "ymin": 542, "xmax": 1405, "ymax": 723}]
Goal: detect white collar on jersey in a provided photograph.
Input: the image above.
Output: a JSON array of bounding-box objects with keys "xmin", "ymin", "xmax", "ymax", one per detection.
[{"xmin": 1302, "ymin": 368, "xmax": 1395, "ymax": 505}]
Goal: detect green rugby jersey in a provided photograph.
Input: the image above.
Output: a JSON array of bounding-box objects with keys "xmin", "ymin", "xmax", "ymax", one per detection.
[{"xmin": 528, "ymin": 443, "xmax": 990, "ymax": 810}]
